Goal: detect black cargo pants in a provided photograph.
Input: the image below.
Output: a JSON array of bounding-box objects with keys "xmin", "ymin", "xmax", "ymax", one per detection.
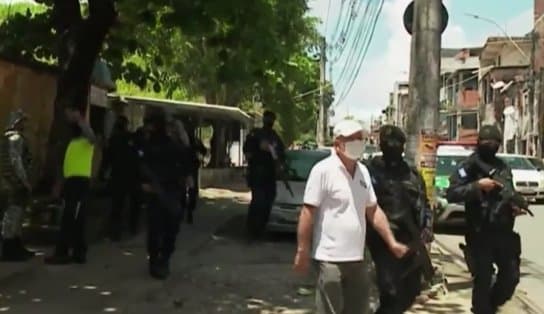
[
  {"xmin": 371, "ymin": 247, "xmax": 422, "ymax": 314},
  {"xmin": 246, "ymin": 183, "xmax": 276, "ymax": 239},
  {"xmin": 146, "ymin": 186, "xmax": 183, "ymax": 262},
  {"xmin": 466, "ymin": 230, "xmax": 521, "ymax": 314}
]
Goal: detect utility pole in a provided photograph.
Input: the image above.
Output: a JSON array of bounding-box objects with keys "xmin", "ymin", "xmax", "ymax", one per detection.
[
  {"xmin": 405, "ymin": 0, "xmax": 443, "ymax": 203},
  {"xmin": 529, "ymin": 30, "xmax": 537, "ymax": 156},
  {"xmin": 317, "ymin": 36, "xmax": 327, "ymax": 146}
]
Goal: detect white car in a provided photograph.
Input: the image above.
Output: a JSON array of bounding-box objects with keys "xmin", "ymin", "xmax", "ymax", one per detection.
[
  {"xmin": 267, "ymin": 149, "xmax": 331, "ymax": 232},
  {"xmin": 434, "ymin": 145, "xmax": 475, "ymax": 225},
  {"xmin": 498, "ymin": 154, "xmax": 544, "ymax": 202}
]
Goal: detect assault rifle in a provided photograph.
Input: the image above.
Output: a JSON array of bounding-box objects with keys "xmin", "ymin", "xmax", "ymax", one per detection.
[
  {"xmin": 473, "ymin": 157, "xmax": 535, "ymax": 220},
  {"xmin": 400, "ymin": 213, "xmax": 435, "ymax": 282},
  {"xmin": 400, "ymin": 170, "xmax": 435, "ymax": 282},
  {"xmin": 139, "ymin": 162, "xmax": 182, "ymax": 216}
]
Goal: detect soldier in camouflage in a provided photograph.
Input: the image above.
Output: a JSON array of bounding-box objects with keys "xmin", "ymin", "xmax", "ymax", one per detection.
[{"xmin": 0, "ymin": 109, "xmax": 35, "ymax": 261}]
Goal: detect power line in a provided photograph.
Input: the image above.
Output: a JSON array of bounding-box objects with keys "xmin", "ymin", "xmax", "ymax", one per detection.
[
  {"xmin": 324, "ymin": 0, "xmax": 332, "ymax": 36},
  {"xmin": 335, "ymin": 0, "xmax": 384, "ymax": 108},
  {"xmin": 330, "ymin": 0, "xmax": 363, "ymax": 64},
  {"xmin": 333, "ymin": 0, "xmax": 377, "ymax": 96},
  {"xmin": 328, "ymin": 0, "xmax": 348, "ymax": 45},
  {"xmin": 331, "ymin": 0, "xmax": 371, "ymax": 85}
]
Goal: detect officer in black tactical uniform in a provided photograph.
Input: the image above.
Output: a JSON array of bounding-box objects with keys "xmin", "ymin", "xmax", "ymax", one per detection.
[
  {"xmin": 447, "ymin": 125, "xmax": 525, "ymax": 314},
  {"xmin": 0, "ymin": 110, "xmax": 34, "ymax": 261},
  {"xmin": 366, "ymin": 125, "xmax": 432, "ymax": 314},
  {"xmin": 138, "ymin": 108, "xmax": 192, "ymax": 279},
  {"xmin": 243, "ymin": 110, "xmax": 285, "ymax": 241}
]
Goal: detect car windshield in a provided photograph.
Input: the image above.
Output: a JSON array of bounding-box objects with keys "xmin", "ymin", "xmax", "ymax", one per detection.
[
  {"xmin": 364, "ymin": 145, "xmax": 378, "ymax": 154},
  {"xmin": 500, "ymin": 156, "xmax": 536, "ymax": 170},
  {"xmin": 436, "ymin": 155, "xmax": 468, "ymax": 176},
  {"xmin": 284, "ymin": 150, "xmax": 330, "ymax": 181},
  {"xmin": 529, "ymin": 158, "xmax": 544, "ymax": 170}
]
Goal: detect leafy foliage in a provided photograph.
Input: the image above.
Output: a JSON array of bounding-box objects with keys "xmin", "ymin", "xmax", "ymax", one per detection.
[{"xmin": 0, "ymin": 0, "xmax": 327, "ymax": 144}]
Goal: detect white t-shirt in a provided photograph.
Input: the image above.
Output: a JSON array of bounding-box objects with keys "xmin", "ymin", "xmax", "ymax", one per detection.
[{"xmin": 304, "ymin": 154, "xmax": 377, "ymax": 262}]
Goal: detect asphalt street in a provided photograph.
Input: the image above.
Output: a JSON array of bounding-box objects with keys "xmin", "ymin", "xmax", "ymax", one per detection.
[{"xmin": 435, "ymin": 203, "xmax": 544, "ymax": 313}]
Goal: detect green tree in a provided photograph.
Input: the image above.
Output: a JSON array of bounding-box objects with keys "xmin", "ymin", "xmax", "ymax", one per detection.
[{"xmin": 0, "ymin": 0, "xmax": 327, "ymax": 167}]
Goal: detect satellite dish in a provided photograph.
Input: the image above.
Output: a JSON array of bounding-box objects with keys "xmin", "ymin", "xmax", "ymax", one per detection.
[{"xmin": 403, "ymin": 1, "xmax": 449, "ymax": 35}]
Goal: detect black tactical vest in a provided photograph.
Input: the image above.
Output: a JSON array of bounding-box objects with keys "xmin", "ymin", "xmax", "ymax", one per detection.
[{"xmin": 367, "ymin": 157, "xmax": 423, "ymax": 242}]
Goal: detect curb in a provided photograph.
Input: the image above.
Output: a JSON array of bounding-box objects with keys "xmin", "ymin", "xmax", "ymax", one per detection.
[{"xmin": 434, "ymin": 239, "xmax": 544, "ymax": 314}]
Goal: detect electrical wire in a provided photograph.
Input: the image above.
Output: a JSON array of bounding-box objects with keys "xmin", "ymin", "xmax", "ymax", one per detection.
[
  {"xmin": 331, "ymin": 0, "xmax": 372, "ymax": 86},
  {"xmin": 328, "ymin": 0, "xmax": 348, "ymax": 47},
  {"xmin": 324, "ymin": 0, "xmax": 332, "ymax": 36},
  {"xmin": 330, "ymin": 0, "xmax": 364, "ymax": 64},
  {"xmin": 334, "ymin": 0, "xmax": 384, "ymax": 107},
  {"xmin": 335, "ymin": 0, "xmax": 383, "ymax": 106}
]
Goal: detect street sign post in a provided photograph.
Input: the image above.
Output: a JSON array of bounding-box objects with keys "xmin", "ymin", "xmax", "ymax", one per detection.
[{"xmin": 403, "ymin": 0, "xmax": 449, "ymax": 35}]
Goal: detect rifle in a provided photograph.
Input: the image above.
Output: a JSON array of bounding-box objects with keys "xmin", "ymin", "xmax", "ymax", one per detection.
[
  {"xmin": 278, "ymin": 164, "xmax": 295, "ymax": 198},
  {"xmin": 139, "ymin": 162, "xmax": 182, "ymax": 216},
  {"xmin": 473, "ymin": 157, "xmax": 535, "ymax": 220},
  {"xmin": 400, "ymin": 169, "xmax": 435, "ymax": 282},
  {"xmin": 400, "ymin": 213, "xmax": 435, "ymax": 282}
]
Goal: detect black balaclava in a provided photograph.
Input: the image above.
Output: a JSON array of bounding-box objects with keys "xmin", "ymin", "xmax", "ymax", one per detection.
[
  {"xmin": 379, "ymin": 125, "xmax": 406, "ymax": 164},
  {"xmin": 477, "ymin": 125, "xmax": 502, "ymax": 161},
  {"xmin": 262, "ymin": 110, "xmax": 276, "ymax": 130}
]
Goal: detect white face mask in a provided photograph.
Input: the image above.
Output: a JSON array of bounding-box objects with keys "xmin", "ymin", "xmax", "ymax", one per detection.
[{"xmin": 343, "ymin": 140, "xmax": 364, "ymax": 160}]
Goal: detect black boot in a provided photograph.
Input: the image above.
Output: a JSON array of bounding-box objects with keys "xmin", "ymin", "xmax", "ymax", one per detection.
[
  {"xmin": 2, "ymin": 238, "xmax": 34, "ymax": 262},
  {"xmin": 149, "ymin": 257, "xmax": 169, "ymax": 280},
  {"xmin": 14, "ymin": 238, "xmax": 35, "ymax": 260}
]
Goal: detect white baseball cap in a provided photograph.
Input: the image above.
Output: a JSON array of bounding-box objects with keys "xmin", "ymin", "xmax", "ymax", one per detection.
[{"xmin": 333, "ymin": 119, "xmax": 363, "ymax": 138}]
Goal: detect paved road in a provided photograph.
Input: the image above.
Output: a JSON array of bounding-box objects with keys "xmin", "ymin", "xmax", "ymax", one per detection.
[{"xmin": 435, "ymin": 203, "xmax": 544, "ymax": 312}]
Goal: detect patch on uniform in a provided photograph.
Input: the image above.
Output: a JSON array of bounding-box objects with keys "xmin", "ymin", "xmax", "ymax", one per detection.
[
  {"xmin": 359, "ymin": 179, "xmax": 367, "ymax": 189},
  {"xmin": 458, "ymin": 167, "xmax": 467, "ymax": 178}
]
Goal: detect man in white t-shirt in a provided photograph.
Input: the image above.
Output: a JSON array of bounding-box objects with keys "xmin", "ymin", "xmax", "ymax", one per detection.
[{"xmin": 293, "ymin": 119, "xmax": 409, "ymax": 314}]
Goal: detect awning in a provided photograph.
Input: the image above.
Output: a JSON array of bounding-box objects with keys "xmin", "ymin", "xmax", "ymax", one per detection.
[{"xmin": 120, "ymin": 95, "xmax": 252, "ymax": 126}]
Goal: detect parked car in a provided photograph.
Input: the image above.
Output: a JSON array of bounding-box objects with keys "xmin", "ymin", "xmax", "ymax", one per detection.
[
  {"xmin": 527, "ymin": 156, "xmax": 544, "ymax": 171},
  {"xmin": 498, "ymin": 154, "xmax": 544, "ymax": 202},
  {"xmin": 267, "ymin": 149, "xmax": 331, "ymax": 232},
  {"xmin": 362, "ymin": 144, "xmax": 379, "ymax": 160},
  {"xmin": 434, "ymin": 145, "xmax": 474, "ymax": 225}
]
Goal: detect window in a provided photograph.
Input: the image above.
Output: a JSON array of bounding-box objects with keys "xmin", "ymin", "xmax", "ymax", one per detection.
[
  {"xmin": 461, "ymin": 112, "xmax": 478, "ymax": 129},
  {"xmin": 284, "ymin": 150, "xmax": 331, "ymax": 181},
  {"xmin": 500, "ymin": 156, "xmax": 536, "ymax": 170},
  {"xmin": 529, "ymin": 158, "xmax": 544, "ymax": 170},
  {"xmin": 436, "ymin": 155, "xmax": 469, "ymax": 176}
]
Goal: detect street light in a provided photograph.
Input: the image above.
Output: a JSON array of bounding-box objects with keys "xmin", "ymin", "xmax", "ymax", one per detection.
[{"xmin": 465, "ymin": 13, "xmax": 528, "ymax": 59}]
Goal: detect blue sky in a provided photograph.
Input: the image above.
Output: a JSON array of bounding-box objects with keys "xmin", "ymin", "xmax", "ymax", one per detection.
[{"xmin": 308, "ymin": 0, "xmax": 533, "ymax": 126}]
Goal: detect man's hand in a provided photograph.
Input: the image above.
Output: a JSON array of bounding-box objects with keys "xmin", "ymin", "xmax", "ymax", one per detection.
[
  {"xmin": 186, "ymin": 176, "xmax": 195, "ymax": 189},
  {"xmin": 512, "ymin": 206, "xmax": 528, "ymax": 217},
  {"xmin": 293, "ymin": 249, "xmax": 311, "ymax": 275},
  {"xmin": 389, "ymin": 241, "xmax": 410, "ymax": 259},
  {"xmin": 24, "ymin": 182, "xmax": 32, "ymax": 193},
  {"xmin": 478, "ymin": 178, "xmax": 503, "ymax": 192},
  {"xmin": 142, "ymin": 183, "xmax": 154, "ymax": 193}
]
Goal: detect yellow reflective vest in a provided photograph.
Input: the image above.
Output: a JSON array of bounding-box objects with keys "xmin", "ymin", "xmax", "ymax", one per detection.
[{"xmin": 63, "ymin": 137, "xmax": 94, "ymax": 178}]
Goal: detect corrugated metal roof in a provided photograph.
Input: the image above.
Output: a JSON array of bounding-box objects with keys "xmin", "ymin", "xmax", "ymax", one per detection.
[{"xmin": 120, "ymin": 95, "xmax": 252, "ymax": 126}]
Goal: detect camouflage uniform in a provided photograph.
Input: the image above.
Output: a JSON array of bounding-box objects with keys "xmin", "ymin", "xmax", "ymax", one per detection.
[{"xmin": 0, "ymin": 110, "xmax": 34, "ymax": 261}]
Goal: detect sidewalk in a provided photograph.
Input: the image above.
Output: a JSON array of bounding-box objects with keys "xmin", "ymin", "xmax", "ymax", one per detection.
[{"xmin": 408, "ymin": 244, "xmax": 538, "ymax": 314}]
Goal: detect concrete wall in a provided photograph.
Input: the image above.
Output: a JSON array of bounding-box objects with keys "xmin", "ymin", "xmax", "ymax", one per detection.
[{"xmin": 199, "ymin": 167, "xmax": 246, "ymax": 189}]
